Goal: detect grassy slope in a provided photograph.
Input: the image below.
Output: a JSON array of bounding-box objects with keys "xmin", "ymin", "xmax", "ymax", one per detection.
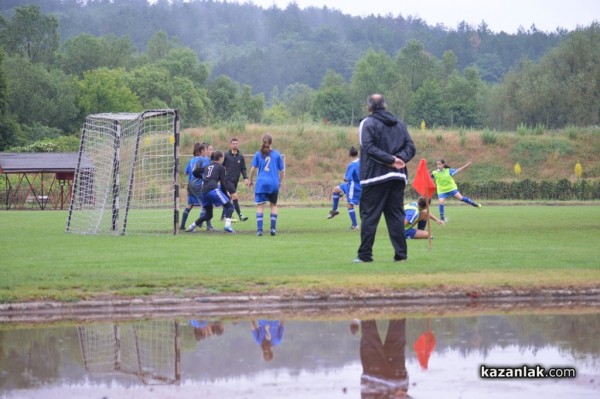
[
  {"xmin": 185, "ymin": 124, "xmax": 600, "ymax": 187},
  {"xmin": 1, "ymin": 206, "xmax": 599, "ymax": 303}
]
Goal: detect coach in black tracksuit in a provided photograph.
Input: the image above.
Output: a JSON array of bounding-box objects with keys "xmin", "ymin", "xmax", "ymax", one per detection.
[
  {"xmin": 356, "ymin": 94, "xmax": 416, "ymax": 263},
  {"xmin": 221, "ymin": 137, "xmax": 249, "ymax": 221}
]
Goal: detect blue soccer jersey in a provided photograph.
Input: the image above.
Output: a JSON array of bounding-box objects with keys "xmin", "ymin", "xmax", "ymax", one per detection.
[
  {"xmin": 251, "ymin": 150, "xmax": 285, "ymax": 193},
  {"xmin": 343, "ymin": 158, "xmax": 361, "ymax": 201}
]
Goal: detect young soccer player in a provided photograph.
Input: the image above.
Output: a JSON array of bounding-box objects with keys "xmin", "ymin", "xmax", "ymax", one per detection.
[
  {"xmin": 431, "ymin": 159, "xmax": 481, "ymax": 222},
  {"xmin": 249, "ymin": 134, "xmax": 285, "ymax": 236},
  {"xmin": 327, "ymin": 146, "xmax": 361, "ymax": 230},
  {"xmin": 180, "ymin": 143, "xmax": 207, "ymax": 230},
  {"xmin": 404, "ymin": 197, "xmax": 444, "ymax": 239},
  {"xmin": 185, "ymin": 151, "xmax": 235, "ymax": 234}
]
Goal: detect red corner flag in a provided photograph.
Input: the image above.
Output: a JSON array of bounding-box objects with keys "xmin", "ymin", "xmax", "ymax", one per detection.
[{"xmin": 412, "ymin": 159, "xmax": 436, "ymax": 198}]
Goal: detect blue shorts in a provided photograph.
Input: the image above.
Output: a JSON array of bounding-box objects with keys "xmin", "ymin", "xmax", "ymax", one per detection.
[
  {"xmin": 405, "ymin": 228, "xmax": 417, "ymax": 239},
  {"xmin": 255, "ymin": 191, "xmax": 278, "ymax": 205},
  {"xmin": 339, "ymin": 182, "xmax": 361, "ymax": 206},
  {"xmin": 438, "ymin": 189, "xmax": 458, "ymax": 199},
  {"xmin": 202, "ymin": 188, "xmax": 230, "ymax": 208}
]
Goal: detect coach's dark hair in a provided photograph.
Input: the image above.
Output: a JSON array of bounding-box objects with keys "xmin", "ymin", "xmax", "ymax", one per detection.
[
  {"xmin": 438, "ymin": 159, "xmax": 450, "ymax": 168},
  {"xmin": 260, "ymin": 134, "xmax": 272, "ymax": 157},
  {"xmin": 349, "ymin": 146, "xmax": 359, "ymax": 157},
  {"xmin": 212, "ymin": 150, "xmax": 223, "ymax": 161},
  {"xmin": 367, "ymin": 93, "xmax": 387, "ymax": 112}
]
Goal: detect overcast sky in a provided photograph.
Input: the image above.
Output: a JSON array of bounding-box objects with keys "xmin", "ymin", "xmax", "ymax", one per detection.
[{"xmin": 234, "ymin": 0, "xmax": 600, "ymax": 33}]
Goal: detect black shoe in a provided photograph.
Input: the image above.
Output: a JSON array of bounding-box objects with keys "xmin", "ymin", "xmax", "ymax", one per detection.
[
  {"xmin": 327, "ymin": 210, "xmax": 339, "ymax": 219},
  {"xmin": 240, "ymin": 215, "xmax": 249, "ymax": 221}
]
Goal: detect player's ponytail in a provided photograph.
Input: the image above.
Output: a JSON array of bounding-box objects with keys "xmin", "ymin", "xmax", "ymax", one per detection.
[
  {"xmin": 260, "ymin": 134, "xmax": 272, "ymax": 157},
  {"xmin": 438, "ymin": 159, "xmax": 450, "ymax": 169}
]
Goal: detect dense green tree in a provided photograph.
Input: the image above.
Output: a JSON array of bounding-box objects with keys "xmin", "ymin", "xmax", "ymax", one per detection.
[
  {"xmin": 0, "ymin": 5, "xmax": 59, "ymax": 64},
  {"xmin": 76, "ymin": 67, "xmax": 142, "ymax": 116},
  {"xmin": 59, "ymin": 33, "xmax": 136, "ymax": 77},
  {"xmin": 282, "ymin": 83, "xmax": 315, "ymax": 123},
  {"xmin": 237, "ymin": 84, "xmax": 264, "ymax": 123},
  {"xmin": 443, "ymin": 66, "xmax": 485, "ymax": 127},
  {"xmin": 156, "ymin": 47, "xmax": 209, "ymax": 87},
  {"xmin": 350, "ymin": 49, "xmax": 398, "ymax": 109},
  {"xmin": 396, "ymin": 40, "xmax": 442, "ymax": 92},
  {"xmin": 312, "ymin": 71, "xmax": 353, "ymax": 125},
  {"xmin": 208, "ymin": 75, "xmax": 240, "ymax": 123},
  {"xmin": 145, "ymin": 30, "xmax": 177, "ymax": 62},
  {"xmin": 407, "ymin": 79, "xmax": 449, "ymax": 126},
  {"xmin": 4, "ymin": 55, "xmax": 78, "ymax": 132}
]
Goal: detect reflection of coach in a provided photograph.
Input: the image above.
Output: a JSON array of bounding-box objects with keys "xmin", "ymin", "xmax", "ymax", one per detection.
[{"xmin": 359, "ymin": 319, "xmax": 409, "ymax": 398}]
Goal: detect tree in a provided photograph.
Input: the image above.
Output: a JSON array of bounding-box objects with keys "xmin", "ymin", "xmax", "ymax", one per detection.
[
  {"xmin": 76, "ymin": 68, "xmax": 142, "ymax": 116},
  {"xmin": 207, "ymin": 75, "xmax": 240, "ymax": 123},
  {"xmin": 407, "ymin": 79, "xmax": 449, "ymax": 127},
  {"xmin": 312, "ymin": 71, "xmax": 353, "ymax": 125},
  {"xmin": 4, "ymin": 55, "xmax": 79, "ymax": 133},
  {"xmin": 351, "ymin": 49, "xmax": 398, "ymax": 111},
  {"xmin": 1, "ymin": 5, "xmax": 59, "ymax": 64},
  {"xmin": 282, "ymin": 83, "xmax": 315, "ymax": 123},
  {"xmin": 157, "ymin": 47, "xmax": 209, "ymax": 87},
  {"xmin": 145, "ymin": 30, "xmax": 177, "ymax": 62}
]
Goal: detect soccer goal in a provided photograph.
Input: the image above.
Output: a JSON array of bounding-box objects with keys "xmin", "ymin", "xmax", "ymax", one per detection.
[
  {"xmin": 66, "ymin": 110, "xmax": 180, "ymax": 235},
  {"xmin": 78, "ymin": 320, "xmax": 181, "ymax": 385}
]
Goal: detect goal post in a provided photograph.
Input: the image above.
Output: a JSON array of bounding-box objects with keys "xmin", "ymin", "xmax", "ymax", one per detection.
[{"xmin": 66, "ymin": 109, "xmax": 180, "ymax": 235}]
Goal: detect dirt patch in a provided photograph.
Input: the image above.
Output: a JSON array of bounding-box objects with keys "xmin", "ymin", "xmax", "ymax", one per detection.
[{"xmin": 2, "ymin": 286, "xmax": 599, "ymax": 324}]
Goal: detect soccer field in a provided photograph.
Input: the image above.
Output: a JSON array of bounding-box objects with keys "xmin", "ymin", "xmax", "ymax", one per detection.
[{"xmin": 1, "ymin": 205, "xmax": 599, "ymax": 303}]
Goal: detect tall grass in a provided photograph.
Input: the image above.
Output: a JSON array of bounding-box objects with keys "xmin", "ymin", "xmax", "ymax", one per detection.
[{"xmin": 1, "ymin": 206, "xmax": 599, "ymax": 303}]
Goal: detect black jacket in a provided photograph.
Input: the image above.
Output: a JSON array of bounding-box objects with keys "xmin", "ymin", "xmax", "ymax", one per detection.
[
  {"xmin": 223, "ymin": 150, "xmax": 248, "ymax": 183},
  {"xmin": 358, "ymin": 110, "xmax": 416, "ymax": 187}
]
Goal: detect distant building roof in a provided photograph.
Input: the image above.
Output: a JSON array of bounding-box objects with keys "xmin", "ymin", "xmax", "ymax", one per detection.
[{"xmin": 0, "ymin": 152, "xmax": 81, "ymax": 174}]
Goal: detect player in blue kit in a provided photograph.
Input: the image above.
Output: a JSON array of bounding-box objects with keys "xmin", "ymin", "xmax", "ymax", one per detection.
[
  {"xmin": 185, "ymin": 150, "xmax": 235, "ymax": 234},
  {"xmin": 404, "ymin": 197, "xmax": 444, "ymax": 239},
  {"xmin": 249, "ymin": 134, "xmax": 285, "ymax": 236},
  {"xmin": 180, "ymin": 143, "xmax": 215, "ymax": 231},
  {"xmin": 327, "ymin": 146, "xmax": 361, "ymax": 230}
]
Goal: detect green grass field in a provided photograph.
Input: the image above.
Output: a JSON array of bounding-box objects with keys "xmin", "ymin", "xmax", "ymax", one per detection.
[{"xmin": 1, "ymin": 205, "xmax": 599, "ymax": 303}]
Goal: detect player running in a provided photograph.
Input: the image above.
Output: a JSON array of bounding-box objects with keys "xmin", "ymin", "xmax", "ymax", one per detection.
[{"xmin": 327, "ymin": 146, "xmax": 361, "ymax": 230}]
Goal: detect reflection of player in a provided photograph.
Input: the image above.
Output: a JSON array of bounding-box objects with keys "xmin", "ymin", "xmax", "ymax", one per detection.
[
  {"xmin": 354, "ymin": 319, "xmax": 409, "ymax": 398},
  {"xmin": 251, "ymin": 320, "xmax": 285, "ymax": 362},
  {"xmin": 190, "ymin": 320, "xmax": 224, "ymax": 341}
]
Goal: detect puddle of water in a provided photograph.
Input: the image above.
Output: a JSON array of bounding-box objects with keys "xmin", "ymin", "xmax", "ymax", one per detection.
[{"xmin": 1, "ymin": 312, "xmax": 599, "ymax": 398}]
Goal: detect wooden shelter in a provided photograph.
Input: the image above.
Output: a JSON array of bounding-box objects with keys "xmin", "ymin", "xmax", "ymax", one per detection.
[{"xmin": 0, "ymin": 152, "xmax": 80, "ymax": 210}]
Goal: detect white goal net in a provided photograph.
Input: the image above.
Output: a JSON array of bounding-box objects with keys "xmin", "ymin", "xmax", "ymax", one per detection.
[{"xmin": 66, "ymin": 110, "xmax": 180, "ymax": 235}]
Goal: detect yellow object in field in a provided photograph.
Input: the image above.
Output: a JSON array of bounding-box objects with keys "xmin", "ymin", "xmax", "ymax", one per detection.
[
  {"xmin": 574, "ymin": 161, "xmax": 583, "ymax": 178},
  {"xmin": 169, "ymin": 135, "xmax": 175, "ymax": 145},
  {"xmin": 420, "ymin": 119, "xmax": 426, "ymax": 131},
  {"xmin": 514, "ymin": 162, "xmax": 522, "ymax": 176},
  {"xmin": 144, "ymin": 136, "xmax": 151, "ymax": 146}
]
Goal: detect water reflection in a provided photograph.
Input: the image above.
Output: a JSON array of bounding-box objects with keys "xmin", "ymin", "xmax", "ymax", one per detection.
[{"xmin": 1, "ymin": 312, "xmax": 599, "ymax": 398}]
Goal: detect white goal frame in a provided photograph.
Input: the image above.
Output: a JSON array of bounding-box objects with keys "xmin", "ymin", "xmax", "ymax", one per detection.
[{"xmin": 66, "ymin": 109, "xmax": 180, "ymax": 235}]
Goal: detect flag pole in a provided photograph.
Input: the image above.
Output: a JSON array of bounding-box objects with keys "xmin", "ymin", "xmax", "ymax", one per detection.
[{"xmin": 426, "ymin": 197, "xmax": 432, "ymax": 250}]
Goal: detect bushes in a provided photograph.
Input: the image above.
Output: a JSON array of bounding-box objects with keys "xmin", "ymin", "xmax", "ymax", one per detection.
[{"xmin": 454, "ymin": 179, "xmax": 600, "ymax": 200}]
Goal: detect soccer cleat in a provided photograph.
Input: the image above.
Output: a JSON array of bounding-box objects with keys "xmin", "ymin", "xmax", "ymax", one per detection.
[
  {"xmin": 240, "ymin": 215, "xmax": 249, "ymax": 221},
  {"xmin": 257, "ymin": 230, "xmax": 263, "ymax": 236},
  {"xmin": 476, "ymin": 203, "xmax": 482, "ymax": 208},
  {"xmin": 350, "ymin": 225, "xmax": 359, "ymax": 231},
  {"xmin": 220, "ymin": 216, "xmax": 225, "ymax": 221},
  {"xmin": 185, "ymin": 224, "xmax": 196, "ymax": 232},
  {"xmin": 270, "ymin": 229, "xmax": 277, "ymax": 236},
  {"xmin": 352, "ymin": 257, "xmax": 364, "ymax": 263},
  {"xmin": 224, "ymin": 226, "xmax": 235, "ymax": 234},
  {"xmin": 327, "ymin": 210, "xmax": 340, "ymax": 219},
  {"xmin": 206, "ymin": 225, "xmax": 215, "ymax": 231}
]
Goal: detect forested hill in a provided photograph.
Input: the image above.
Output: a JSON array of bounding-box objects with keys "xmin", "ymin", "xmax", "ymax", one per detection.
[{"xmin": 0, "ymin": 0, "xmax": 566, "ymax": 94}]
